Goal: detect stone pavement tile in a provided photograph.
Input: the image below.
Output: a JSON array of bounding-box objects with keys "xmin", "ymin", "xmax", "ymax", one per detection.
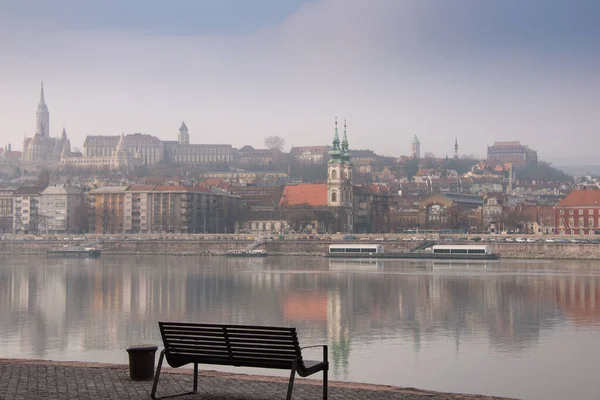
[{"xmin": 0, "ymin": 360, "xmax": 517, "ymax": 400}]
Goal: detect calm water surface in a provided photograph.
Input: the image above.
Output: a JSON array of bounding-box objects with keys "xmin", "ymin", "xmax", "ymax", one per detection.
[{"xmin": 1, "ymin": 255, "xmax": 600, "ymax": 400}]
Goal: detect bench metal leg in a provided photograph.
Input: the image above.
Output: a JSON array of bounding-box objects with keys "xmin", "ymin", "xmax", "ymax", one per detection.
[
  {"xmin": 150, "ymin": 349, "xmax": 165, "ymax": 399},
  {"xmin": 323, "ymin": 345, "xmax": 328, "ymax": 400},
  {"xmin": 286, "ymin": 358, "xmax": 299, "ymax": 400},
  {"xmin": 151, "ymin": 350, "xmax": 199, "ymax": 399},
  {"xmin": 193, "ymin": 363, "xmax": 198, "ymax": 392},
  {"xmin": 323, "ymin": 368, "xmax": 328, "ymax": 400}
]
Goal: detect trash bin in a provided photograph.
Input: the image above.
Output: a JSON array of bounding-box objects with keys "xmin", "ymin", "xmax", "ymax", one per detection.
[{"xmin": 126, "ymin": 345, "xmax": 158, "ymax": 381}]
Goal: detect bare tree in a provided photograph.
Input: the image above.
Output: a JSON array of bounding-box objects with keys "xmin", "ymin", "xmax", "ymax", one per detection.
[{"xmin": 264, "ymin": 136, "xmax": 285, "ymax": 152}]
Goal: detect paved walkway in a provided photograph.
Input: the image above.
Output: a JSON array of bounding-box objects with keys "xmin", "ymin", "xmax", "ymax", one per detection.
[{"xmin": 0, "ymin": 359, "xmax": 516, "ymax": 400}]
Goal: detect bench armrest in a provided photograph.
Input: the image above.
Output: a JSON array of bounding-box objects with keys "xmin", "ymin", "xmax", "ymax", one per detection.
[{"xmin": 300, "ymin": 345, "xmax": 328, "ymax": 362}]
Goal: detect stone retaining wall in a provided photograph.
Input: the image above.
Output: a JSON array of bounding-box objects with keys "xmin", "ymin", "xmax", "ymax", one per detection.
[{"xmin": 1, "ymin": 239, "xmax": 600, "ymax": 260}]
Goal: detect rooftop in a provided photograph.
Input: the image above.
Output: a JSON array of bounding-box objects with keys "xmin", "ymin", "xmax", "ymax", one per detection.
[
  {"xmin": 556, "ymin": 189, "xmax": 600, "ymax": 207},
  {"xmin": 14, "ymin": 186, "xmax": 46, "ymax": 195},
  {"xmin": 279, "ymin": 183, "xmax": 327, "ymax": 207}
]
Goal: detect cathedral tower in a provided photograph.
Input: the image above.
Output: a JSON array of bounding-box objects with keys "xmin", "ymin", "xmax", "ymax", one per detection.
[
  {"xmin": 36, "ymin": 81, "xmax": 50, "ymax": 138},
  {"xmin": 178, "ymin": 121, "xmax": 189, "ymax": 144},
  {"xmin": 327, "ymin": 117, "xmax": 353, "ymax": 208}
]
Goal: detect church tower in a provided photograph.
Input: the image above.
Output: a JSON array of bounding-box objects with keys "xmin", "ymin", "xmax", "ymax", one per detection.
[
  {"xmin": 410, "ymin": 135, "xmax": 420, "ymax": 159},
  {"xmin": 327, "ymin": 117, "xmax": 353, "ymax": 231},
  {"xmin": 178, "ymin": 121, "xmax": 189, "ymax": 144},
  {"xmin": 326, "ymin": 117, "xmax": 353, "ymax": 206},
  {"xmin": 454, "ymin": 137, "xmax": 459, "ymax": 159},
  {"xmin": 36, "ymin": 81, "xmax": 50, "ymax": 138}
]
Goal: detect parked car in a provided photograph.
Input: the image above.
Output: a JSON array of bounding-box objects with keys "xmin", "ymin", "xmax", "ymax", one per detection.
[{"xmin": 374, "ymin": 237, "xmax": 386, "ymax": 241}]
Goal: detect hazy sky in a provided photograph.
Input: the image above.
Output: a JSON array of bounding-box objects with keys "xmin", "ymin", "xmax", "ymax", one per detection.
[{"xmin": 0, "ymin": 0, "xmax": 598, "ymax": 164}]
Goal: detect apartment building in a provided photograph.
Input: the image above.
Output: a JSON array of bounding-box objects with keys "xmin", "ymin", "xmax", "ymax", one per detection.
[
  {"xmin": 39, "ymin": 184, "xmax": 86, "ymax": 233},
  {"xmin": 89, "ymin": 185, "xmax": 239, "ymax": 234},
  {"xmin": 0, "ymin": 188, "xmax": 15, "ymax": 234},
  {"xmin": 13, "ymin": 186, "xmax": 45, "ymax": 234},
  {"xmin": 88, "ymin": 186, "xmax": 128, "ymax": 234}
]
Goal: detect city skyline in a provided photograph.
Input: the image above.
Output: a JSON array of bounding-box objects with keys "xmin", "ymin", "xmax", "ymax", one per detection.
[{"xmin": 1, "ymin": 0, "xmax": 599, "ymax": 164}]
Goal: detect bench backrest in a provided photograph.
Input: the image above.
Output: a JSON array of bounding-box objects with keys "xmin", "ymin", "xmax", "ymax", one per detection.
[{"xmin": 159, "ymin": 322, "xmax": 303, "ymax": 370}]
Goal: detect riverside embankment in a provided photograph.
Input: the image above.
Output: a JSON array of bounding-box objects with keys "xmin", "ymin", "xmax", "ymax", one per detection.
[{"xmin": 2, "ymin": 237, "xmax": 600, "ymax": 260}]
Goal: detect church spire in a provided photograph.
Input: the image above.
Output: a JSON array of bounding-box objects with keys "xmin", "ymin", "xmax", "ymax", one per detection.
[
  {"xmin": 454, "ymin": 136, "xmax": 459, "ymax": 159},
  {"xmin": 328, "ymin": 117, "xmax": 341, "ymax": 161},
  {"xmin": 40, "ymin": 81, "xmax": 45, "ymax": 105},
  {"xmin": 36, "ymin": 81, "xmax": 50, "ymax": 138},
  {"xmin": 341, "ymin": 118, "xmax": 349, "ymax": 162}
]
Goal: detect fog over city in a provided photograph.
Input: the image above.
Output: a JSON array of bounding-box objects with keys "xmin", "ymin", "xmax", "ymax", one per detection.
[{"xmin": 0, "ymin": 0, "xmax": 598, "ymax": 164}]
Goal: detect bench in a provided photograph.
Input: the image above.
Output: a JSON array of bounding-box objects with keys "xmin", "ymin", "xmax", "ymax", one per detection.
[{"xmin": 151, "ymin": 322, "xmax": 328, "ymax": 400}]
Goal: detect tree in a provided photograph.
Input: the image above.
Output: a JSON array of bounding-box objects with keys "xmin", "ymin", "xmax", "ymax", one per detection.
[
  {"xmin": 403, "ymin": 157, "xmax": 420, "ymax": 181},
  {"xmin": 515, "ymin": 161, "xmax": 574, "ymax": 183},
  {"xmin": 38, "ymin": 169, "xmax": 51, "ymax": 186},
  {"xmin": 503, "ymin": 210, "xmax": 535, "ymax": 232},
  {"xmin": 264, "ymin": 136, "xmax": 286, "ymax": 152}
]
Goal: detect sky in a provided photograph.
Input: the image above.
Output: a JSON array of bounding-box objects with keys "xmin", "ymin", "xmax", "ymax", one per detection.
[{"xmin": 0, "ymin": 0, "xmax": 598, "ymax": 164}]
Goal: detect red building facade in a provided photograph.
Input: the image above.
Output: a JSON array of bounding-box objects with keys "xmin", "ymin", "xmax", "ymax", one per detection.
[{"xmin": 554, "ymin": 190, "xmax": 600, "ymax": 235}]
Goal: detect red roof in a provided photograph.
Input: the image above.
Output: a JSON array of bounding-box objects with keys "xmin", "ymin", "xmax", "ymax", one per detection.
[
  {"xmin": 556, "ymin": 190, "xmax": 600, "ymax": 208},
  {"xmin": 200, "ymin": 178, "xmax": 223, "ymax": 187},
  {"xmin": 279, "ymin": 184, "xmax": 327, "ymax": 207}
]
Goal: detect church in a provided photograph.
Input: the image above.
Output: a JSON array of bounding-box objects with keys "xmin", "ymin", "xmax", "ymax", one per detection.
[
  {"xmin": 236, "ymin": 118, "xmax": 355, "ymax": 234},
  {"xmin": 21, "ymin": 82, "xmax": 72, "ymax": 165},
  {"xmin": 17, "ymin": 82, "xmax": 233, "ymax": 170}
]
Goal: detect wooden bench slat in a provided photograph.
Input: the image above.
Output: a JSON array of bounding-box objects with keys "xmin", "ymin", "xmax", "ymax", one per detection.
[
  {"xmin": 165, "ymin": 337, "xmax": 227, "ymax": 345},
  {"xmin": 163, "ymin": 330, "xmax": 228, "ymax": 338},
  {"xmin": 162, "ymin": 322, "xmax": 295, "ymax": 332},
  {"xmin": 168, "ymin": 345, "xmax": 229, "ymax": 352},
  {"xmin": 227, "ymin": 337, "xmax": 298, "ymax": 346},
  {"xmin": 226, "ymin": 330, "xmax": 296, "ymax": 337},
  {"xmin": 229, "ymin": 342, "xmax": 298, "ymax": 351}
]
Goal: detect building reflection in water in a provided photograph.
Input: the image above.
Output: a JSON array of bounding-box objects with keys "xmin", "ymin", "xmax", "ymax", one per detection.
[{"xmin": 1, "ymin": 256, "xmax": 600, "ymax": 397}]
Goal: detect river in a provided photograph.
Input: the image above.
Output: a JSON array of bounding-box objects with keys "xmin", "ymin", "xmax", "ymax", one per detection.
[{"xmin": 0, "ymin": 255, "xmax": 599, "ymax": 400}]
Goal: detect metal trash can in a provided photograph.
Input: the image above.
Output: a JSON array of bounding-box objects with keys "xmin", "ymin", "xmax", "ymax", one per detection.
[{"xmin": 126, "ymin": 345, "xmax": 158, "ymax": 381}]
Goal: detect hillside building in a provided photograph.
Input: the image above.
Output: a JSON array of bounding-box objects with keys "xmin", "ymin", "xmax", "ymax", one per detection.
[{"xmin": 487, "ymin": 141, "xmax": 538, "ymax": 169}]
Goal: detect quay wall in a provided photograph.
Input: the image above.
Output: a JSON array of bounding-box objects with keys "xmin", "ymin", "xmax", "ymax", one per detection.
[{"xmin": 1, "ymin": 239, "xmax": 600, "ymax": 260}]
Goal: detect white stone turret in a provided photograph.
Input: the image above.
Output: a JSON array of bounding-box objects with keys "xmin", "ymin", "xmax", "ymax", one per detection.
[{"xmin": 113, "ymin": 133, "xmax": 129, "ymax": 169}]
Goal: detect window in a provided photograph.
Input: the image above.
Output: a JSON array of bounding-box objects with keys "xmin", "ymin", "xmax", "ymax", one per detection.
[
  {"xmin": 589, "ymin": 218, "xmax": 594, "ymax": 228},
  {"xmin": 331, "ymin": 191, "xmax": 337, "ymax": 202},
  {"xmin": 331, "ymin": 169, "xmax": 337, "ymax": 179},
  {"xmin": 579, "ymin": 209, "xmax": 584, "ymax": 215},
  {"xmin": 569, "ymin": 210, "xmax": 574, "ymax": 215},
  {"xmin": 560, "ymin": 210, "xmax": 564, "ymax": 215}
]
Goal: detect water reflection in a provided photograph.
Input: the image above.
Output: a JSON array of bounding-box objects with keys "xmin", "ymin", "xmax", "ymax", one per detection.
[{"xmin": 1, "ymin": 256, "xmax": 600, "ymax": 400}]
